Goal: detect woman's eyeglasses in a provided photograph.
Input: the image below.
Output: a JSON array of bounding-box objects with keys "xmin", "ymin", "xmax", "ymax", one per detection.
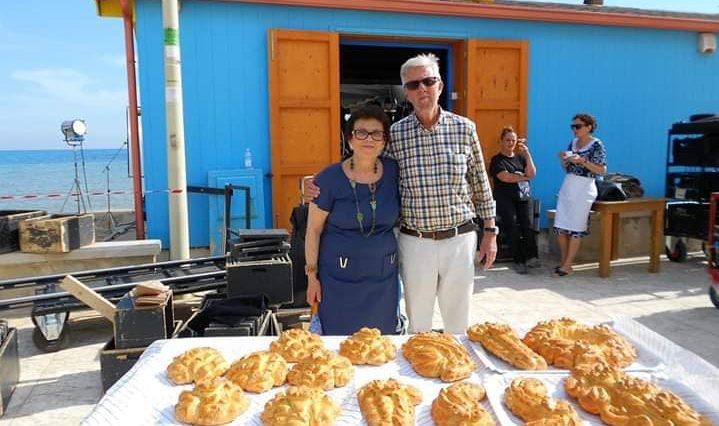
[
  {"xmin": 352, "ymin": 129, "xmax": 385, "ymax": 141},
  {"xmin": 570, "ymin": 123, "xmax": 585, "ymax": 130},
  {"xmin": 403, "ymin": 76, "xmax": 441, "ymax": 90}
]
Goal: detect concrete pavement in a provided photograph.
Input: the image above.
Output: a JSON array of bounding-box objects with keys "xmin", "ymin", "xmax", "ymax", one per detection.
[{"xmin": 0, "ymin": 252, "xmax": 718, "ymax": 425}]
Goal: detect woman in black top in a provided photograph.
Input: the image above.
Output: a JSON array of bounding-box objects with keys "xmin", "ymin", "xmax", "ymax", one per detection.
[{"xmin": 489, "ymin": 126, "xmax": 538, "ymax": 274}]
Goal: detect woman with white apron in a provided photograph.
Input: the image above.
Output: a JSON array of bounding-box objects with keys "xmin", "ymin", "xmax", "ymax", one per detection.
[{"xmin": 554, "ymin": 113, "xmax": 607, "ymax": 276}]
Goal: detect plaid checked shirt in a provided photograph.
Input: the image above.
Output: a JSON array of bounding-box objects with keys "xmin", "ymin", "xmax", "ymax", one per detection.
[{"xmin": 386, "ymin": 109, "xmax": 496, "ymax": 232}]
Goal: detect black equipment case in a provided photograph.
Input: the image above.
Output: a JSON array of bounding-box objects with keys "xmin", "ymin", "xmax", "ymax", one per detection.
[
  {"xmin": 0, "ymin": 325, "xmax": 20, "ymax": 417},
  {"xmin": 113, "ymin": 292, "xmax": 175, "ymax": 350}
]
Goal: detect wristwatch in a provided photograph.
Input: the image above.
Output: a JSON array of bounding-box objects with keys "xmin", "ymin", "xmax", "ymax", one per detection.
[
  {"xmin": 483, "ymin": 226, "xmax": 499, "ymax": 235},
  {"xmin": 304, "ymin": 264, "xmax": 318, "ymax": 275}
]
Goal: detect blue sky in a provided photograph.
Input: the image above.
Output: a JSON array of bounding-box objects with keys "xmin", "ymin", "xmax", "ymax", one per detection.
[{"xmin": 1, "ymin": 0, "xmax": 717, "ymax": 150}]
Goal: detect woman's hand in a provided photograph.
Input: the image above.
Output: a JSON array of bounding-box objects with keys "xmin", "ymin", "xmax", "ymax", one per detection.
[
  {"xmin": 569, "ymin": 155, "xmax": 585, "ymax": 165},
  {"xmin": 516, "ymin": 142, "xmax": 529, "ymax": 157},
  {"xmin": 306, "ymin": 275, "xmax": 322, "ymax": 305}
]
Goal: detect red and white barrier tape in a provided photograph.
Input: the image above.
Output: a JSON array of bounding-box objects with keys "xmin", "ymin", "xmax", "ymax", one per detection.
[{"xmin": 0, "ymin": 188, "xmax": 184, "ymax": 201}]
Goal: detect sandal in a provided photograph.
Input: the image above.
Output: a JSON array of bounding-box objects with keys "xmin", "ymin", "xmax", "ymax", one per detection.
[{"xmin": 553, "ymin": 267, "xmax": 571, "ymax": 277}]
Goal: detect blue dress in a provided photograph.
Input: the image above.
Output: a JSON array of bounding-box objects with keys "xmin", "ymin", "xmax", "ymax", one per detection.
[{"xmin": 313, "ymin": 157, "xmax": 400, "ymax": 335}]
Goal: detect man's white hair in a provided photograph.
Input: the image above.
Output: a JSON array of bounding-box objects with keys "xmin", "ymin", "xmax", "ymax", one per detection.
[{"xmin": 400, "ymin": 53, "xmax": 441, "ymax": 85}]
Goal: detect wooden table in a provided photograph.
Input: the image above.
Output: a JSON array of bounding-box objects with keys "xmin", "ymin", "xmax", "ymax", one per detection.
[{"xmin": 592, "ymin": 198, "xmax": 665, "ymax": 278}]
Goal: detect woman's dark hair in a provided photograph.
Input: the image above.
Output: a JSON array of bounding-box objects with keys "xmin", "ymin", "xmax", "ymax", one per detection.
[
  {"xmin": 573, "ymin": 113, "xmax": 598, "ymax": 133},
  {"xmin": 499, "ymin": 126, "xmax": 516, "ymax": 141},
  {"xmin": 345, "ymin": 104, "xmax": 391, "ymax": 142}
]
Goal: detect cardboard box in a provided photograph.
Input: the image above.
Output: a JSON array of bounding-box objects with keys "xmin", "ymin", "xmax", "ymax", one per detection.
[{"xmin": 19, "ymin": 213, "xmax": 95, "ymax": 253}]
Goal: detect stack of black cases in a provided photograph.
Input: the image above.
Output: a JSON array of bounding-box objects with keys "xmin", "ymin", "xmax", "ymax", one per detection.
[
  {"xmin": 226, "ymin": 254, "xmax": 293, "ymax": 306},
  {"xmin": 227, "ymin": 229, "xmax": 294, "ymax": 307},
  {"xmin": 203, "ymin": 294, "xmax": 271, "ymax": 337},
  {"xmin": 229, "ymin": 229, "xmax": 290, "ymax": 261},
  {"xmin": 179, "ymin": 293, "xmax": 271, "ymax": 337},
  {"xmin": 99, "ymin": 292, "xmax": 177, "ymax": 392}
]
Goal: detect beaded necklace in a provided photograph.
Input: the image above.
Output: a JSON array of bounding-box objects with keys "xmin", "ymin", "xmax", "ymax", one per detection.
[{"xmin": 349, "ymin": 157, "xmax": 379, "ymax": 237}]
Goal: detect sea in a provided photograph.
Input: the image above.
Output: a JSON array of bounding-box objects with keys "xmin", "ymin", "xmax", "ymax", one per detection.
[{"xmin": 0, "ymin": 149, "xmax": 135, "ymax": 214}]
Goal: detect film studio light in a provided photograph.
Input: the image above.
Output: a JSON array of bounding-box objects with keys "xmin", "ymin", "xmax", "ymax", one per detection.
[
  {"xmin": 60, "ymin": 118, "xmax": 91, "ymax": 213},
  {"xmin": 61, "ymin": 119, "xmax": 88, "ymax": 145}
]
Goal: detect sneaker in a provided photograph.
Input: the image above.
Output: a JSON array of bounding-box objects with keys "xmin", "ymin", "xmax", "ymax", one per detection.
[
  {"xmin": 526, "ymin": 257, "xmax": 542, "ymax": 268},
  {"xmin": 515, "ymin": 263, "xmax": 528, "ymax": 275}
]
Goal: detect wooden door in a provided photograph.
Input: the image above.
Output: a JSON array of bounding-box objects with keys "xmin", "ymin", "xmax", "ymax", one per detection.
[
  {"xmin": 465, "ymin": 40, "xmax": 528, "ymax": 164},
  {"xmin": 268, "ymin": 29, "xmax": 341, "ymax": 229}
]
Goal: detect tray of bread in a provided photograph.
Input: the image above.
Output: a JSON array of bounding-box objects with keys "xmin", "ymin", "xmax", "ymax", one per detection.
[
  {"xmin": 466, "ymin": 317, "xmax": 666, "ymax": 374},
  {"xmin": 88, "ymin": 329, "xmax": 503, "ymax": 425},
  {"xmin": 483, "ymin": 366, "xmax": 719, "ymax": 425}
]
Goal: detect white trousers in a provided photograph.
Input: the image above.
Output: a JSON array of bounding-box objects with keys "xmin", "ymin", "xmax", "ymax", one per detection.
[{"xmin": 398, "ymin": 231, "xmax": 477, "ymax": 334}]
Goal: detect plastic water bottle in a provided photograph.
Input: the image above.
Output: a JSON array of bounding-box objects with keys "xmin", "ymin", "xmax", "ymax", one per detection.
[{"xmin": 244, "ymin": 148, "xmax": 253, "ymax": 168}]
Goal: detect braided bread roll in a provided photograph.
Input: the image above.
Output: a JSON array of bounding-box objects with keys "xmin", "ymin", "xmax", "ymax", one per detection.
[
  {"xmin": 431, "ymin": 382, "xmax": 495, "ymax": 426},
  {"xmin": 225, "ymin": 351, "xmax": 287, "ymax": 393},
  {"xmin": 357, "ymin": 379, "xmax": 422, "ymax": 426},
  {"xmin": 339, "ymin": 327, "xmax": 396, "ymax": 365},
  {"xmin": 167, "ymin": 347, "xmax": 229, "ymax": 385},
  {"xmin": 175, "ymin": 377, "xmax": 248, "ymax": 425},
  {"xmin": 523, "ymin": 318, "xmax": 637, "ymax": 369},
  {"xmin": 565, "ymin": 362, "xmax": 713, "ymax": 426},
  {"xmin": 402, "ymin": 332, "xmax": 475, "ymax": 382},
  {"xmin": 261, "ymin": 386, "xmax": 340, "ymax": 426},
  {"xmin": 287, "ymin": 349, "xmax": 354, "ymax": 390},
  {"xmin": 269, "ymin": 328, "xmax": 325, "ymax": 362},
  {"xmin": 467, "ymin": 322, "xmax": 547, "ymax": 370},
  {"xmin": 505, "ymin": 377, "xmax": 582, "ymax": 425}
]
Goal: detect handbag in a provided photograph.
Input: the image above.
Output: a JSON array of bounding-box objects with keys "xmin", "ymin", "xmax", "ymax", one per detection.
[
  {"xmin": 518, "ymin": 179, "xmax": 531, "ymax": 201},
  {"xmin": 596, "ymin": 179, "xmax": 627, "ymax": 201},
  {"xmin": 287, "ymin": 202, "xmax": 310, "ymax": 308},
  {"xmin": 308, "ymin": 303, "xmax": 323, "ymax": 334}
]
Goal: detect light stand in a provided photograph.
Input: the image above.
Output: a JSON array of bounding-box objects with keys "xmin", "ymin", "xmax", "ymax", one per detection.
[
  {"xmin": 60, "ymin": 120, "xmax": 90, "ymax": 214},
  {"xmin": 104, "ymin": 162, "xmax": 117, "ymax": 230},
  {"xmin": 100, "ymin": 141, "xmax": 134, "ymax": 241}
]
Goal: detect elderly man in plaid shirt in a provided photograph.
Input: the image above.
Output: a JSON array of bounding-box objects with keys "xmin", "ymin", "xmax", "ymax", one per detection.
[
  {"xmin": 304, "ymin": 53, "xmax": 497, "ymax": 334},
  {"xmin": 388, "ymin": 53, "xmax": 497, "ymax": 334}
]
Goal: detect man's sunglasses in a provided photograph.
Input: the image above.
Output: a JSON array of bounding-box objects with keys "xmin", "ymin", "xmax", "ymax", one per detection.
[
  {"xmin": 352, "ymin": 129, "xmax": 386, "ymax": 142},
  {"xmin": 403, "ymin": 76, "xmax": 441, "ymax": 90},
  {"xmin": 570, "ymin": 123, "xmax": 586, "ymax": 130}
]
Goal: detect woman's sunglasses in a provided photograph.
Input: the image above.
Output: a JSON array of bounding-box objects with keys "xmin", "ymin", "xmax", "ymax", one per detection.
[
  {"xmin": 403, "ymin": 76, "xmax": 441, "ymax": 90},
  {"xmin": 570, "ymin": 123, "xmax": 586, "ymax": 130}
]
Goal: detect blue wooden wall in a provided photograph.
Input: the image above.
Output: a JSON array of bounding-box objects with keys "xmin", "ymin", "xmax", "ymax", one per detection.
[{"xmin": 134, "ymin": 0, "xmax": 719, "ymax": 247}]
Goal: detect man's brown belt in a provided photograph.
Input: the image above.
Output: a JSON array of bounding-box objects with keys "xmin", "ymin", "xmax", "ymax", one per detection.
[{"xmin": 399, "ymin": 221, "xmax": 477, "ymax": 241}]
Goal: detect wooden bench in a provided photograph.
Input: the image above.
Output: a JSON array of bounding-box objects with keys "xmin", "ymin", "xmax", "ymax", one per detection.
[{"xmin": 592, "ymin": 198, "xmax": 665, "ymax": 278}]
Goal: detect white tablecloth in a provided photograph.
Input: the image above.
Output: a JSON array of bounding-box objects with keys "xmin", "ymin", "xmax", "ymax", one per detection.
[{"xmin": 83, "ymin": 318, "xmax": 719, "ymax": 425}]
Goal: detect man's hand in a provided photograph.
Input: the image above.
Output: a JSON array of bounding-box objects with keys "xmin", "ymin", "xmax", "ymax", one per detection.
[
  {"xmin": 302, "ymin": 176, "xmax": 320, "ymax": 204},
  {"xmin": 476, "ymin": 232, "xmax": 497, "ymax": 270}
]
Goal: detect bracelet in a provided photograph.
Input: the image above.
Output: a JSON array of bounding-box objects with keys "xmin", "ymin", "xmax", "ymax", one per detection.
[{"xmin": 304, "ymin": 264, "xmax": 318, "ymax": 275}]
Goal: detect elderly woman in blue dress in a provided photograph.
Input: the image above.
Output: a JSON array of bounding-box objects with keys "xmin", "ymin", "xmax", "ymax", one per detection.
[
  {"xmin": 304, "ymin": 104, "xmax": 400, "ymax": 335},
  {"xmin": 554, "ymin": 113, "xmax": 607, "ymax": 277}
]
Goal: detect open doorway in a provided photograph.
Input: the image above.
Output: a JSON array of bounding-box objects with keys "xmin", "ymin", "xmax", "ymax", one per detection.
[{"xmin": 339, "ymin": 42, "xmax": 452, "ymax": 157}]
